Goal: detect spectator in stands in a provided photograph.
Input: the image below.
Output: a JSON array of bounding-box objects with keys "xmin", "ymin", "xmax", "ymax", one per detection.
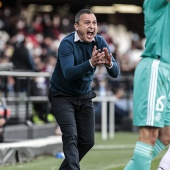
[
  {"xmin": 94, "ymin": 84, "xmax": 133, "ymax": 131},
  {"xmin": 0, "ymin": 118, "xmax": 6, "ymax": 142},
  {"xmin": 111, "ymin": 84, "xmax": 133, "ymax": 128},
  {"xmin": 10, "ymin": 33, "xmax": 36, "ymax": 92},
  {"xmin": 11, "ymin": 33, "xmax": 36, "ymax": 71},
  {"xmin": 31, "ymin": 76, "xmax": 49, "ymax": 123},
  {"xmin": 0, "ymin": 91, "xmax": 10, "ymax": 142}
]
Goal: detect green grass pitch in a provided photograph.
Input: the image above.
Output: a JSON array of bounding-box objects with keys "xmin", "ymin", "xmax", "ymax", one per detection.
[{"xmin": 0, "ymin": 132, "xmax": 167, "ymax": 170}]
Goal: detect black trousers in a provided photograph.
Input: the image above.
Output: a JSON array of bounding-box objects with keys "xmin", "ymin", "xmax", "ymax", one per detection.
[{"xmin": 49, "ymin": 91, "xmax": 96, "ymax": 170}]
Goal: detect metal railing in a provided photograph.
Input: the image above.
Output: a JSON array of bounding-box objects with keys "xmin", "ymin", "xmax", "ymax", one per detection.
[
  {"xmin": 0, "ymin": 71, "xmax": 50, "ymax": 122},
  {"xmin": 0, "ymin": 71, "xmax": 133, "ymax": 140}
]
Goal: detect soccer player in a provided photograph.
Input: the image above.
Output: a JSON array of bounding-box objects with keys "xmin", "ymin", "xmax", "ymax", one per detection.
[
  {"xmin": 48, "ymin": 9, "xmax": 119, "ymax": 170},
  {"xmin": 123, "ymin": 0, "xmax": 170, "ymax": 170}
]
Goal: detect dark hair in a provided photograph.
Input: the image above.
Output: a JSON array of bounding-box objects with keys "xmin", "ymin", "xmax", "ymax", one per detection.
[{"xmin": 75, "ymin": 9, "xmax": 94, "ymax": 23}]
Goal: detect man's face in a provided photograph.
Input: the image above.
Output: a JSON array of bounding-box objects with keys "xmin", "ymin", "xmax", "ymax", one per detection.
[{"xmin": 74, "ymin": 13, "xmax": 98, "ymax": 43}]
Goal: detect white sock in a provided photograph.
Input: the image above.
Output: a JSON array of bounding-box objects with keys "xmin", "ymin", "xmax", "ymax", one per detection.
[{"xmin": 157, "ymin": 146, "xmax": 170, "ymax": 170}]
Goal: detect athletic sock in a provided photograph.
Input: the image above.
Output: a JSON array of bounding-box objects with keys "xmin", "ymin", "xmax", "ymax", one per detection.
[
  {"xmin": 152, "ymin": 139, "xmax": 166, "ymax": 159},
  {"xmin": 133, "ymin": 141, "xmax": 153, "ymax": 170},
  {"xmin": 157, "ymin": 146, "xmax": 170, "ymax": 170},
  {"xmin": 123, "ymin": 141, "xmax": 153, "ymax": 170},
  {"xmin": 123, "ymin": 158, "xmax": 134, "ymax": 170}
]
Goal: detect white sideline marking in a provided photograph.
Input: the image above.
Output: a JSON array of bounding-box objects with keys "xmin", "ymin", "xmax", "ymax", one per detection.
[
  {"xmin": 103, "ymin": 163, "xmax": 126, "ymax": 170},
  {"xmin": 93, "ymin": 144, "xmax": 134, "ymax": 150}
]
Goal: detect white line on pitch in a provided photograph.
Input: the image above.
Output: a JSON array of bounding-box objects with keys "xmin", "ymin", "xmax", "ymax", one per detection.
[{"xmin": 93, "ymin": 144, "xmax": 134, "ymax": 150}]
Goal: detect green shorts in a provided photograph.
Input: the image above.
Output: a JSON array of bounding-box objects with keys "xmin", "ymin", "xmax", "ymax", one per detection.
[{"xmin": 133, "ymin": 57, "xmax": 170, "ymax": 127}]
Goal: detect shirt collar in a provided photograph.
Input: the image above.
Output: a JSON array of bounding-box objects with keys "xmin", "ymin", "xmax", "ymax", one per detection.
[{"xmin": 74, "ymin": 31, "xmax": 95, "ymax": 42}]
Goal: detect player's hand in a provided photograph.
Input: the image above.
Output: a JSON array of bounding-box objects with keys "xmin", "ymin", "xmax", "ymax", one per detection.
[
  {"xmin": 103, "ymin": 47, "xmax": 112, "ymax": 68},
  {"xmin": 90, "ymin": 46, "xmax": 105, "ymax": 67}
]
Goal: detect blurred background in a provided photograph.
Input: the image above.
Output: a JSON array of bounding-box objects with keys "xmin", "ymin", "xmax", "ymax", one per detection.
[{"xmin": 0, "ymin": 0, "xmax": 145, "ymax": 141}]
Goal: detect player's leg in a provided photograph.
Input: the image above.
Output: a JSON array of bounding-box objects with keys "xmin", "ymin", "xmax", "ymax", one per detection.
[
  {"xmin": 124, "ymin": 126, "xmax": 158, "ymax": 170},
  {"xmin": 124, "ymin": 58, "xmax": 167, "ymax": 170},
  {"xmin": 152, "ymin": 138, "xmax": 166, "ymax": 159},
  {"xmin": 152, "ymin": 123, "xmax": 170, "ymax": 160},
  {"xmin": 153, "ymin": 62, "xmax": 170, "ymax": 162},
  {"xmin": 156, "ymin": 90, "xmax": 170, "ymax": 170},
  {"xmin": 157, "ymin": 126, "xmax": 170, "ymax": 170}
]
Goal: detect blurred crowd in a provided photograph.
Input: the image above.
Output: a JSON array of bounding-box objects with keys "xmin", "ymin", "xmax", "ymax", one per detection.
[
  {"xmin": 0, "ymin": 6, "xmax": 144, "ymax": 88},
  {"xmin": 0, "ymin": 6, "xmax": 145, "ymax": 130}
]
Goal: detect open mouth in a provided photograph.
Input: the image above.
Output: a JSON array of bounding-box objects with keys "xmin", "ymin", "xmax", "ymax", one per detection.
[{"xmin": 87, "ymin": 31, "xmax": 94, "ymax": 39}]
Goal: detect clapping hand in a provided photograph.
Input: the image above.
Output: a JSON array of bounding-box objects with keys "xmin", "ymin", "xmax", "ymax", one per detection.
[
  {"xmin": 90, "ymin": 45, "xmax": 106, "ymax": 67},
  {"xmin": 102, "ymin": 47, "xmax": 112, "ymax": 68},
  {"xmin": 90, "ymin": 46, "xmax": 113, "ymax": 68}
]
